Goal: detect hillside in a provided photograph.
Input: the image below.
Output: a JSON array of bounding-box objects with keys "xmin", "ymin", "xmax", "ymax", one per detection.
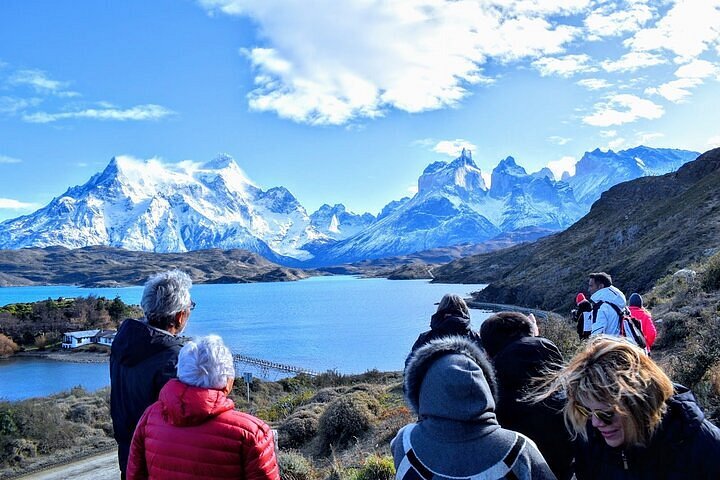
[
  {"xmin": 0, "ymin": 246, "xmax": 310, "ymax": 287},
  {"xmin": 433, "ymin": 147, "xmax": 720, "ymax": 311}
]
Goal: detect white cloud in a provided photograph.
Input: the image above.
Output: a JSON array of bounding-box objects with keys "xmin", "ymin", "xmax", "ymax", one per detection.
[
  {"xmin": 433, "ymin": 139, "xmax": 478, "ymax": 157},
  {"xmin": 606, "ymin": 137, "xmax": 627, "ymax": 150},
  {"xmin": 481, "ymin": 171, "xmax": 492, "ymax": 187},
  {"xmin": 407, "ymin": 184, "xmax": 419, "ymax": 195},
  {"xmin": 199, "ymin": 0, "xmax": 582, "ymax": 125},
  {"xmin": 600, "ymin": 130, "xmax": 618, "ymax": 138},
  {"xmin": 625, "ymin": 1, "xmax": 720, "ymax": 60},
  {"xmin": 547, "ymin": 155, "xmax": 576, "ymax": 178},
  {"xmin": 576, "ymin": 78, "xmax": 613, "ymax": 90},
  {"xmin": 532, "ymin": 54, "xmax": 596, "ymax": 77},
  {"xmin": 0, "ymin": 198, "xmax": 39, "ymax": 210},
  {"xmin": 22, "ymin": 104, "xmax": 175, "ymax": 123},
  {"xmin": 636, "ymin": 131, "xmax": 664, "ymax": 145},
  {"xmin": 645, "ymin": 77, "xmax": 703, "ymax": 103},
  {"xmin": 601, "ymin": 51, "xmax": 666, "ymax": 72},
  {"xmin": 708, "ymin": 135, "xmax": 720, "ymax": 147},
  {"xmin": 548, "ymin": 136, "xmax": 571, "ymax": 145},
  {"xmin": 674, "ymin": 59, "xmax": 719, "ymax": 79},
  {"xmin": 0, "ymin": 96, "xmax": 42, "ymax": 115},
  {"xmin": 8, "ymin": 69, "xmax": 79, "ymax": 97},
  {"xmin": 0, "ymin": 155, "xmax": 21, "ymax": 164},
  {"xmin": 585, "ymin": 1, "xmax": 655, "ymax": 38},
  {"xmin": 583, "ymin": 94, "xmax": 664, "ymax": 126}
]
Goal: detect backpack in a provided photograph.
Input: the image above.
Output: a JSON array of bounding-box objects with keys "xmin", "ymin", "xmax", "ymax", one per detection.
[{"xmin": 593, "ymin": 301, "xmax": 647, "ymax": 350}]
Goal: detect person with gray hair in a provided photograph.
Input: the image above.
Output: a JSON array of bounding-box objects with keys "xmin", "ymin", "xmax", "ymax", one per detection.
[
  {"xmin": 127, "ymin": 336, "xmax": 279, "ymax": 479},
  {"xmin": 406, "ymin": 293, "xmax": 482, "ymax": 366},
  {"xmin": 110, "ymin": 270, "xmax": 194, "ymax": 478}
]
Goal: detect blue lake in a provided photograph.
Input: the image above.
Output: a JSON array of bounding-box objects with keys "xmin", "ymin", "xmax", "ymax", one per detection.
[{"xmin": 0, "ymin": 276, "xmax": 489, "ymax": 400}]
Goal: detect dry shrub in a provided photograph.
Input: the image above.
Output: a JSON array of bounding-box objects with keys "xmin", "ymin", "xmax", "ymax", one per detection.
[
  {"xmin": 0, "ymin": 334, "xmax": 18, "ymax": 357},
  {"xmin": 540, "ymin": 313, "xmax": 582, "ymax": 359},
  {"xmin": 278, "ymin": 404, "xmax": 323, "ymax": 449},
  {"xmin": 350, "ymin": 455, "xmax": 395, "ymax": 480},
  {"xmin": 317, "ymin": 392, "xmax": 380, "ymax": 454},
  {"xmin": 701, "ymin": 253, "xmax": 720, "ymax": 292},
  {"xmin": 278, "ymin": 450, "xmax": 315, "ymax": 480}
]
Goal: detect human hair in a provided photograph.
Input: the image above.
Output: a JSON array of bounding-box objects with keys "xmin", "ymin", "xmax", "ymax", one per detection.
[
  {"xmin": 533, "ymin": 337, "xmax": 673, "ymax": 447},
  {"xmin": 177, "ymin": 335, "xmax": 235, "ymax": 389},
  {"xmin": 479, "ymin": 311, "xmax": 534, "ymax": 358},
  {"xmin": 436, "ymin": 294, "xmax": 470, "ymax": 318},
  {"xmin": 141, "ymin": 270, "xmax": 192, "ymax": 330},
  {"xmin": 589, "ymin": 272, "xmax": 613, "ymax": 288}
]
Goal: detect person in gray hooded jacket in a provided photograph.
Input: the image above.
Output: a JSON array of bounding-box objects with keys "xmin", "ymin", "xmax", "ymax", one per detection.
[{"xmin": 391, "ymin": 336, "xmax": 556, "ymax": 480}]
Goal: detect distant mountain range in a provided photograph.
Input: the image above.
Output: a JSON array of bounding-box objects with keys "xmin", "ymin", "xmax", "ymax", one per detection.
[
  {"xmin": 0, "ymin": 146, "xmax": 699, "ymax": 266},
  {"xmin": 433, "ymin": 147, "xmax": 720, "ymax": 311}
]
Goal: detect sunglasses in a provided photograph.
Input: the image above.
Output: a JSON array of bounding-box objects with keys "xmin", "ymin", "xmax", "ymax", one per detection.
[
  {"xmin": 575, "ymin": 404, "xmax": 616, "ymax": 425},
  {"xmin": 189, "ymin": 300, "xmax": 196, "ymax": 311}
]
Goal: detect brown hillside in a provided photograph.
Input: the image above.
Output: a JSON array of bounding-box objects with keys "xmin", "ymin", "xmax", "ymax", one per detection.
[{"xmin": 432, "ymin": 147, "xmax": 720, "ymax": 311}]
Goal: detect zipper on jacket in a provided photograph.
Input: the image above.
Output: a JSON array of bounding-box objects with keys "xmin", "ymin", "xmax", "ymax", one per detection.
[{"xmin": 621, "ymin": 450, "xmax": 629, "ymax": 470}]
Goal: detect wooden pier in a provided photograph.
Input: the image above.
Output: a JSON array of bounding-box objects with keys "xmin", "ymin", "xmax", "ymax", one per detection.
[{"xmin": 233, "ymin": 354, "xmax": 318, "ymax": 376}]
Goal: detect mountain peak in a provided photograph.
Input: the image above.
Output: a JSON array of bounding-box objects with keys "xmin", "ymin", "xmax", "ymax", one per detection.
[
  {"xmin": 418, "ymin": 151, "xmax": 486, "ymax": 194},
  {"xmin": 203, "ymin": 153, "xmax": 238, "ymax": 170}
]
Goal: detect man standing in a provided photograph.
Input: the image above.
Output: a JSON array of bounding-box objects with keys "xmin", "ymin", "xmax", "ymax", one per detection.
[
  {"xmin": 587, "ymin": 271, "xmax": 626, "ymax": 338},
  {"xmin": 110, "ymin": 270, "xmax": 193, "ymax": 478},
  {"xmin": 480, "ymin": 311, "xmax": 573, "ymax": 480}
]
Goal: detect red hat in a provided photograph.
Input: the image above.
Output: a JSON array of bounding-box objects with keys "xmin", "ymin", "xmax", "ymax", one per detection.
[{"xmin": 576, "ymin": 293, "xmax": 586, "ymax": 305}]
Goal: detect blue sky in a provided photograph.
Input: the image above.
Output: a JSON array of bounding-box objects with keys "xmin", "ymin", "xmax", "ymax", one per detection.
[{"xmin": 1, "ymin": 0, "xmax": 719, "ymax": 222}]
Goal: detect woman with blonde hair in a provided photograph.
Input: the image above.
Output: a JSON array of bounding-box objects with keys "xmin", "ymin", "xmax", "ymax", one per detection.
[{"xmin": 535, "ymin": 336, "xmax": 720, "ymax": 479}]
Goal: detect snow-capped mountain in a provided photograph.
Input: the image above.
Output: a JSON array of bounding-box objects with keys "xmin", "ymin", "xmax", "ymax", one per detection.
[
  {"xmin": 311, "ymin": 149, "xmax": 586, "ymax": 264},
  {"xmin": 309, "ymin": 204, "xmax": 375, "ymax": 240},
  {"xmin": 0, "ymin": 154, "xmax": 357, "ymax": 260},
  {"xmin": 567, "ymin": 146, "xmax": 698, "ymax": 207},
  {"xmin": 0, "ymin": 146, "xmax": 699, "ymax": 266}
]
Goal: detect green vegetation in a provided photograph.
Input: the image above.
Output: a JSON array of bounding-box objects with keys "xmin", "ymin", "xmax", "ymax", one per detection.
[{"xmin": 0, "ymin": 296, "xmax": 142, "ymax": 350}]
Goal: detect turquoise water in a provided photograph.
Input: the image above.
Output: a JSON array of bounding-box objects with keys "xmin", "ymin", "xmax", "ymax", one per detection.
[{"xmin": 0, "ymin": 276, "xmax": 489, "ymax": 400}]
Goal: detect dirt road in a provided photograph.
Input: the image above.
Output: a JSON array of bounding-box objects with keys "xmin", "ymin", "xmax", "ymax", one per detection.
[{"xmin": 15, "ymin": 451, "xmax": 119, "ymax": 480}]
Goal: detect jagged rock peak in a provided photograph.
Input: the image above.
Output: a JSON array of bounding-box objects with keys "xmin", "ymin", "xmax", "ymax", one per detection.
[{"xmin": 203, "ymin": 153, "xmax": 238, "ymax": 170}]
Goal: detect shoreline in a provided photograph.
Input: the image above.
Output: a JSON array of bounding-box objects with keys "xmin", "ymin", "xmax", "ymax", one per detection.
[{"xmin": 13, "ymin": 350, "xmax": 110, "ymax": 364}]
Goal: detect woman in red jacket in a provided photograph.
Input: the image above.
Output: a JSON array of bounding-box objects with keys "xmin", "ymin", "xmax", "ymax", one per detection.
[
  {"xmin": 628, "ymin": 293, "xmax": 657, "ymax": 351},
  {"xmin": 127, "ymin": 335, "xmax": 279, "ymax": 480}
]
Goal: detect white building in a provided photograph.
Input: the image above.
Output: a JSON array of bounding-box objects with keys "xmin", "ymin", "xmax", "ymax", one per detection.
[
  {"xmin": 95, "ymin": 330, "xmax": 116, "ymax": 346},
  {"xmin": 62, "ymin": 330, "xmax": 101, "ymax": 349}
]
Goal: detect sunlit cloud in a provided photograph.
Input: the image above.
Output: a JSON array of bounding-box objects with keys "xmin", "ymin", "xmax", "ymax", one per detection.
[
  {"xmin": 600, "ymin": 130, "xmax": 618, "ymax": 138},
  {"xmin": 8, "ymin": 69, "xmax": 79, "ymax": 97},
  {"xmin": 0, "ymin": 155, "xmax": 22, "ymax": 164},
  {"xmin": 532, "ymin": 54, "xmax": 596, "ymax": 77},
  {"xmin": 600, "ymin": 51, "xmax": 666, "ymax": 72},
  {"xmin": 674, "ymin": 59, "xmax": 719, "ymax": 79},
  {"xmin": 0, "ymin": 198, "xmax": 39, "ymax": 210},
  {"xmin": 199, "ymin": 0, "xmax": 583, "ymax": 125},
  {"xmin": 22, "ymin": 104, "xmax": 175, "ymax": 123},
  {"xmin": 432, "ymin": 139, "xmax": 478, "ymax": 157},
  {"xmin": 576, "ymin": 78, "xmax": 613, "ymax": 90},
  {"xmin": 645, "ymin": 78, "xmax": 703, "ymax": 103},
  {"xmin": 636, "ymin": 131, "xmax": 664, "ymax": 145},
  {"xmin": 548, "ymin": 136, "xmax": 571, "ymax": 145},
  {"xmin": 547, "ymin": 155, "xmax": 576, "ymax": 178},
  {"xmin": 583, "ymin": 94, "xmax": 664, "ymax": 127},
  {"xmin": 584, "ymin": 1, "xmax": 655, "ymax": 38},
  {"xmin": 624, "ymin": 1, "xmax": 720, "ymax": 60},
  {"xmin": 0, "ymin": 96, "xmax": 42, "ymax": 115},
  {"xmin": 708, "ymin": 135, "xmax": 720, "ymax": 147}
]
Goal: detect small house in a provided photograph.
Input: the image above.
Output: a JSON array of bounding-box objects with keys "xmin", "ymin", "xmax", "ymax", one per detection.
[
  {"xmin": 62, "ymin": 329, "xmax": 101, "ymax": 349},
  {"xmin": 94, "ymin": 330, "xmax": 117, "ymax": 347}
]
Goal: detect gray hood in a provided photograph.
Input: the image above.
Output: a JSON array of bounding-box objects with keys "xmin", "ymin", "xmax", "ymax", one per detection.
[
  {"xmin": 590, "ymin": 285, "xmax": 626, "ymax": 309},
  {"xmin": 404, "ymin": 336, "xmax": 498, "ymax": 421}
]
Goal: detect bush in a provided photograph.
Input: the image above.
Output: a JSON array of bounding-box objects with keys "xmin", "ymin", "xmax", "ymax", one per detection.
[
  {"xmin": 278, "ymin": 450, "xmax": 315, "ymax": 480},
  {"xmin": 701, "ymin": 253, "xmax": 720, "ymax": 292},
  {"xmin": 257, "ymin": 390, "xmax": 315, "ymax": 422},
  {"xmin": 317, "ymin": 392, "xmax": 379, "ymax": 454},
  {"xmin": 349, "ymin": 455, "xmax": 395, "ymax": 480},
  {"xmin": 0, "ymin": 334, "xmax": 18, "ymax": 357},
  {"xmin": 278, "ymin": 405, "xmax": 323, "ymax": 449}
]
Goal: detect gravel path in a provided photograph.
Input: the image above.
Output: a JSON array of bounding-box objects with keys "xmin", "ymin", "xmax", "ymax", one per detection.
[{"xmin": 14, "ymin": 451, "xmax": 119, "ymax": 480}]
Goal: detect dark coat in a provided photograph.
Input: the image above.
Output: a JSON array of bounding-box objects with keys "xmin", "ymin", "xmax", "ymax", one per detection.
[
  {"xmin": 110, "ymin": 318, "xmax": 184, "ymax": 475},
  {"xmin": 407, "ymin": 311, "xmax": 482, "ymax": 366},
  {"xmin": 491, "ymin": 336, "xmax": 574, "ymax": 480},
  {"xmin": 575, "ymin": 385, "xmax": 720, "ymax": 480}
]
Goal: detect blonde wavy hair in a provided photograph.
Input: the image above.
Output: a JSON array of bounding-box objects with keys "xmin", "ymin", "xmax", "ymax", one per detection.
[{"xmin": 533, "ymin": 336, "xmax": 673, "ymax": 447}]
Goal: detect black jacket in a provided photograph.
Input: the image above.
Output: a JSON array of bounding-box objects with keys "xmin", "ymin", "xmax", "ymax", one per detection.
[
  {"xmin": 110, "ymin": 318, "xmax": 183, "ymax": 473},
  {"xmin": 575, "ymin": 385, "xmax": 720, "ymax": 480},
  {"xmin": 491, "ymin": 336, "xmax": 574, "ymax": 480},
  {"xmin": 406, "ymin": 311, "xmax": 482, "ymax": 366}
]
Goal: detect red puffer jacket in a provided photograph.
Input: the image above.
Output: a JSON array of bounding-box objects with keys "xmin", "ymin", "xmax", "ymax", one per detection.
[
  {"xmin": 127, "ymin": 379, "xmax": 279, "ymax": 480},
  {"xmin": 629, "ymin": 306, "xmax": 657, "ymax": 350}
]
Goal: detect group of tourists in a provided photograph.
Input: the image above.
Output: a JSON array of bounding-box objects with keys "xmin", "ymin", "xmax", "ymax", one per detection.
[{"xmin": 109, "ymin": 269, "xmax": 720, "ymax": 480}]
